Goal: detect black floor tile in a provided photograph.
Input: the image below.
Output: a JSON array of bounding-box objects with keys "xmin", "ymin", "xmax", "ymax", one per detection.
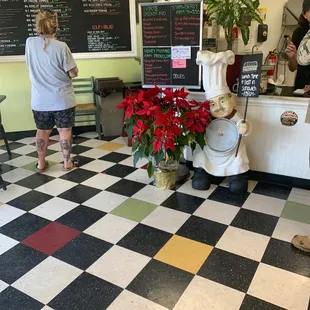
[
  {"xmin": 0, "ymin": 213, "xmax": 50, "ymax": 241},
  {"xmin": 7, "ymin": 190, "xmax": 53, "ymax": 212},
  {"xmin": 72, "ymin": 136, "xmax": 90, "ymax": 145},
  {"xmin": 0, "ymin": 142, "xmax": 24, "ymax": 151},
  {"xmin": 72, "ymin": 155, "xmax": 95, "ymax": 167},
  {"xmin": 48, "ymin": 272, "xmax": 122, "ymax": 310},
  {"xmin": 60, "ymin": 168, "xmax": 97, "ymax": 183},
  {"xmin": 103, "ymin": 164, "xmax": 137, "ymax": 178},
  {"xmin": 161, "ymin": 192, "xmax": 205, "ymax": 214},
  {"xmin": 16, "ymin": 173, "xmax": 55, "ymax": 189},
  {"xmin": 118, "ymin": 224, "xmax": 172, "ymax": 257},
  {"xmin": 253, "ymin": 182, "xmax": 292, "ymax": 200},
  {"xmin": 177, "ymin": 216, "xmax": 227, "ymax": 246},
  {"xmin": 106, "ymin": 179, "xmax": 146, "ymax": 197},
  {"xmin": 0, "ymin": 153, "xmax": 21, "ymax": 163},
  {"xmin": 58, "ymin": 185, "xmax": 101, "ymax": 204},
  {"xmin": 207, "ymin": 186, "xmax": 250, "ymax": 207},
  {"xmin": 198, "ymin": 248, "xmax": 259, "ymax": 292},
  {"xmin": 231, "ymin": 209, "xmax": 278, "ymax": 236},
  {"xmin": 53, "ymin": 233, "xmax": 112, "ymax": 270},
  {"xmin": 127, "ymin": 259, "xmax": 194, "ymax": 309},
  {"xmin": 101, "ymin": 135, "xmax": 119, "ymax": 142},
  {"xmin": 262, "ymin": 238, "xmax": 310, "ymax": 278},
  {"xmin": 240, "ymin": 295, "xmax": 286, "ymax": 310},
  {"xmin": 27, "ymin": 149, "xmax": 58, "ymax": 158},
  {"xmin": 0, "ymin": 163, "xmax": 17, "ymax": 174},
  {"xmin": 100, "ymin": 152, "xmax": 131, "ymax": 163},
  {"xmin": 0, "ymin": 286, "xmax": 44, "ymax": 310},
  {"xmin": 71, "ymin": 145, "xmax": 92, "ymax": 155},
  {"xmin": 0, "ymin": 244, "xmax": 47, "ymax": 284},
  {"xmin": 56, "ymin": 205, "xmax": 106, "ymax": 231}
]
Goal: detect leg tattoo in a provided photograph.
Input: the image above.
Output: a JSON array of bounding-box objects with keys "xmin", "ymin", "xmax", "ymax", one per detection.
[
  {"xmin": 36, "ymin": 139, "xmax": 45, "ymax": 153},
  {"xmin": 60, "ymin": 139, "xmax": 71, "ymax": 163}
]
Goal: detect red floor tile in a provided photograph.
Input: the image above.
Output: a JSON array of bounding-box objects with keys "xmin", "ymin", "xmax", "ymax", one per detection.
[{"xmin": 22, "ymin": 222, "xmax": 80, "ymax": 255}]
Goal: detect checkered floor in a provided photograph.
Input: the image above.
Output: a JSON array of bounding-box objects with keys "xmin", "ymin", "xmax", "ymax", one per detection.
[{"xmin": 0, "ymin": 133, "xmax": 310, "ymax": 310}]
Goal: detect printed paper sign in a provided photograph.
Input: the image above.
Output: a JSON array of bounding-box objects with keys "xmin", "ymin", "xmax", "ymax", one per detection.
[
  {"xmin": 172, "ymin": 59, "xmax": 187, "ymax": 69},
  {"xmin": 171, "ymin": 46, "xmax": 191, "ymax": 59}
]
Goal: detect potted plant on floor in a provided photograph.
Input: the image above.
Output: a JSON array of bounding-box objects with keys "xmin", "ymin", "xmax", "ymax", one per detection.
[
  {"xmin": 205, "ymin": 0, "xmax": 263, "ymax": 50},
  {"xmin": 117, "ymin": 86, "xmax": 210, "ymax": 190}
]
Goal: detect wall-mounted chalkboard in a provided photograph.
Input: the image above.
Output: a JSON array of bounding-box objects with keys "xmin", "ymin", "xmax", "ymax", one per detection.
[
  {"xmin": 140, "ymin": 1, "xmax": 203, "ymax": 89},
  {"xmin": 238, "ymin": 54, "xmax": 263, "ymax": 98},
  {"xmin": 0, "ymin": 0, "xmax": 137, "ymax": 62}
]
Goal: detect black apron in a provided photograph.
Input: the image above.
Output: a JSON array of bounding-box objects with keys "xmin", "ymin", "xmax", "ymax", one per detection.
[{"xmin": 294, "ymin": 64, "xmax": 310, "ymax": 90}]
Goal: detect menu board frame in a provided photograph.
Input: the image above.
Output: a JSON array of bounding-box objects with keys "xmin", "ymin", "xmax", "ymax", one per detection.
[
  {"xmin": 139, "ymin": 1, "xmax": 203, "ymax": 89},
  {"xmin": 0, "ymin": 0, "xmax": 137, "ymax": 63}
]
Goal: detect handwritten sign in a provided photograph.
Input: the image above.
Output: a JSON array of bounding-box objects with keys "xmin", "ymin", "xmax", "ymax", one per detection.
[
  {"xmin": 238, "ymin": 54, "xmax": 263, "ymax": 98},
  {"xmin": 172, "ymin": 59, "xmax": 187, "ymax": 68}
]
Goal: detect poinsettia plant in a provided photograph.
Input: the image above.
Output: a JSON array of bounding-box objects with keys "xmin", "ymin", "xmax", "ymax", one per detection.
[{"xmin": 117, "ymin": 86, "xmax": 210, "ymax": 177}]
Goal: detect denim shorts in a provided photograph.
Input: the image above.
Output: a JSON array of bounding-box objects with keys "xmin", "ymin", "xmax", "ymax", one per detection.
[{"xmin": 32, "ymin": 107, "xmax": 75, "ymax": 130}]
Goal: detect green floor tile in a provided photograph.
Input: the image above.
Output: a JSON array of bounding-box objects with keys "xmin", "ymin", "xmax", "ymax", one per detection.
[
  {"xmin": 22, "ymin": 161, "xmax": 57, "ymax": 172},
  {"xmin": 111, "ymin": 198, "xmax": 158, "ymax": 222},
  {"xmin": 281, "ymin": 201, "xmax": 310, "ymax": 225}
]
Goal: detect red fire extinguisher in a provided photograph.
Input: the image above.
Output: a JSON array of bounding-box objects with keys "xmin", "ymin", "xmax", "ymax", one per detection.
[{"xmin": 267, "ymin": 51, "xmax": 277, "ymax": 76}]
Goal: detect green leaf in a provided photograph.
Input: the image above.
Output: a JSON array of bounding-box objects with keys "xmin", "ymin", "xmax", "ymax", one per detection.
[
  {"xmin": 154, "ymin": 150, "xmax": 165, "ymax": 165},
  {"xmin": 196, "ymin": 133, "xmax": 206, "ymax": 150},
  {"xmin": 240, "ymin": 0, "xmax": 255, "ymax": 11},
  {"xmin": 126, "ymin": 123, "xmax": 134, "ymax": 138},
  {"xmin": 190, "ymin": 142, "xmax": 196, "ymax": 153},
  {"xmin": 240, "ymin": 26, "xmax": 250, "ymax": 46},
  {"xmin": 132, "ymin": 140, "xmax": 139, "ymax": 152},
  {"xmin": 133, "ymin": 151, "xmax": 140, "ymax": 168},
  {"xmin": 251, "ymin": 11, "xmax": 263, "ymax": 24},
  {"xmin": 206, "ymin": 4, "xmax": 220, "ymax": 16},
  {"xmin": 253, "ymin": 0, "xmax": 260, "ymax": 9},
  {"xmin": 147, "ymin": 161, "xmax": 154, "ymax": 178},
  {"xmin": 177, "ymin": 135, "xmax": 189, "ymax": 147}
]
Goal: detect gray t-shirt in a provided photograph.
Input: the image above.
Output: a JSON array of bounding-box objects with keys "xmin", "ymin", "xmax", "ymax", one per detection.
[{"xmin": 25, "ymin": 37, "xmax": 77, "ymax": 111}]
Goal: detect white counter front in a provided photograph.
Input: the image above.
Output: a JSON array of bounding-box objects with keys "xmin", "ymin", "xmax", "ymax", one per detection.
[{"xmin": 185, "ymin": 93, "xmax": 310, "ymax": 180}]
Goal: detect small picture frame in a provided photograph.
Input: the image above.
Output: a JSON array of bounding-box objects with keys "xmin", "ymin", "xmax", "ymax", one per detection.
[{"xmin": 136, "ymin": 0, "xmax": 155, "ymax": 24}]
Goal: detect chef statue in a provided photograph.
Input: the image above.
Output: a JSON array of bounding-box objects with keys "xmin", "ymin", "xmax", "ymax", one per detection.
[{"xmin": 192, "ymin": 50, "xmax": 252, "ymax": 194}]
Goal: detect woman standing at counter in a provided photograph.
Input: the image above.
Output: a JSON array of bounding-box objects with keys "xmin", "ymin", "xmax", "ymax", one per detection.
[
  {"xmin": 286, "ymin": 0, "xmax": 310, "ymax": 90},
  {"xmin": 25, "ymin": 9, "xmax": 79, "ymax": 172}
]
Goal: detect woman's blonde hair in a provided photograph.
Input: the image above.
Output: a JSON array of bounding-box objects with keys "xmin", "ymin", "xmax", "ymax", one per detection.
[{"xmin": 35, "ymin": 9, "xmax": 58, "ymax": 50}]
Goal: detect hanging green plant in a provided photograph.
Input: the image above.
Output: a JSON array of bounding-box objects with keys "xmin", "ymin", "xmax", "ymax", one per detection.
[{"xmin": 204, "ymin": 0, "xmax": 263, "ymax": 50}]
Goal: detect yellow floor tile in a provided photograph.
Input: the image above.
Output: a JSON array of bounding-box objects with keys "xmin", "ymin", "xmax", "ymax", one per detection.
[
  {"xmin": 155, "ymin": 235, "xmax": 213, "ymax": 274},
  {"xmin": 97, "ymin": 142, "xmax": 125, "ymax": 152},
  {"xmin": 0, "ymin": 140, "xmax": 11, "ymax": 146}
]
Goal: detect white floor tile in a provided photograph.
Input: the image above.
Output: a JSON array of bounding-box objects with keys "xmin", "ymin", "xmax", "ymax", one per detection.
[
  {"xmin": 84, "ymin": 191, "xmax": 128, "ymax": 213},
  {"xmin": 120, "ymin": 156, "xmax": 148, "ymax": 168},
  {"xmin": 0, "ymin": 280, "xmax": 8, "ymax": 293},
  {"xmin": 133, "ymin": 185, "xmax": 174, "ymax": 205},
  {"xmin": 87, "ymin": 245, "xmax": 150, "ymax": 288},
  {"xmin": 125, "ymin": 169, "xmax": 154, "ymax": 184},
  {"xmin": 12, "ymin": 256, "xmax": 82, "ymax": 304},
  {"xmin": 107, "ymin": 290, "xmax": 168, "ymax": 310},
  {"xmin": 45, "ymin": 152, "xmax": 65, "ymax": 163},
  {"xmin": 85, "ymin": 214, "xmax": 137, "ymax": 244},
  {"xmin": 177, "ymin": 181, "xmax": 217, "ymax": 199},
  {"xmin": 79, "ymin": 132, "xmax": 99, "ymax": 139},
  {"xmin": 82, "ymin": 174, "xmax": 121, "ymax": 190},
  {"xmin": 1, "ymin": 168, "xmax": 35, "ymax": 183},
  {"xmin": 79, "ymin": 148, "xmax": 109, "ymax": 159},
  {"xmin": 0, "ymin": 233, "xmax": 19, "ymax": 255},
  {"xmin": 81, "ymin": 160, "xmax": 115, "ymax": 172},
  {"xmin": 30, "ymin": 197, "xmax": 78, "ymax": 221},
  {"xmin": 48, "ymin": 143, "xmax": 62, "ymax": 152},
  {"xmin": 4, "ymin": 156, "xmax": 36, "ymax": 168},
  {"xmin": 289, "ymin": 188, "xmax": 310, "ymax": 206},
  {"xmin": 272, "ymin": 218, "xmax": 310, "ymax": 243},
  {"xmin": 16, "ymin": 137, "xmax": 36, "ymax": 144},
  {"xmin": 36, "ymin": 179, "xmax": 77, "ymax": 196},
  {"xmin": 242, "ymin": 193, "xmax": 285, "ymax": 217},
  {"xmin": 50, "ymin": 135, "xmax": 60, "ymax": 141},
  {"xmin": 13, "ymin": 145, "xmax": 37, "ymax": 155},
  {"xmin": 111, "ymin": 137, "xmax": 128, "ymax": 145},
  {"xmin": 142, "ymin": 206, "xmax": 190, "ymax": 234},
  {"xmin": 216, "ymin": 226, "xmax": 270, "ymax": 261},
  {"xmin": 248, "ymin": 263, "xmax": 310, "ymax": 310},
  {"xmin": 194, "ymin": 200, "xmax": 240, "ymax": 225},
  {"xmin": 79, "ymin": 139, "xmax": 107, "ymax": 148},
  {"xmin": 0, "ymin": 150, "xmax": 5, "ymax": 155},
  {"xmin": 41, "ymin": 164, "xmax": 73, "ymax": 178},
  {"xmin": 174, "ymin": 276, "xmax": 245, "ymax": 310},
  {"xmin": 115, "ymin": 146, "xmax": 132, "ymax": 155},
  {"xmin": 0, "ymin": 184, "xmax": 30, "ymax": 203}
]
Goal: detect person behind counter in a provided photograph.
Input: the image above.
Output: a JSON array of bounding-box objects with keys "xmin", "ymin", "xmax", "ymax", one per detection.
[
  {"xmin": 286, "ymin": 0, "xmax": 310, "ymax": 90},
  {"xmin": 25, "ymin": 9, "xmax": 79, "ymax": 172}
]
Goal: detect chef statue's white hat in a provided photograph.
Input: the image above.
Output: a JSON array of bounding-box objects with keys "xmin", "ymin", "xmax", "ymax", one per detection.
[{"xmin": 197, "ymin": 50, "xmax": 235, "ymax": 100}]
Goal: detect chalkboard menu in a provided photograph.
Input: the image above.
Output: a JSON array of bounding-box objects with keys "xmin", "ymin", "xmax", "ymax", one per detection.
[
  {"xmin": 0, "ymin": 0, "xmax": 136, "ymax": 61},
  {"xmin": 238, "ymin": 54, "xmax": 263, "ymax": 98},
  {"xmin": 140, "ymin": 2, "xmax": 203, "ymax": 88}
]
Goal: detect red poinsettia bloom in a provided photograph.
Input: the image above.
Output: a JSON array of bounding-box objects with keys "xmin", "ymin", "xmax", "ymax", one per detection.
[
  {"xmin": 136, "ymin": 100, "xmax": 160, "ymax": 116},
  {"xmin": 185, "ymin": 103, "xmax": 210, "ymax": 133},
  {"xmin": 133, "ymin": 119, "xmax": 148, "ymax": 140},
  {"xmin": 173, "ymin": 88, "xmax": 189, "ymax": 99},
  {"xmin": 153, "ymin": 128, "xmax": 176, "ymax": 152}
]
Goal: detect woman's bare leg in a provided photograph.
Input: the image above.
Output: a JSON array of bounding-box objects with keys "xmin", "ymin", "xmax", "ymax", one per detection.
[
  {"xmin": 36, "ymin": 129, "xmax": 52, "ymax": 169},
  {"xmin": 58, "ymin": 128, "xmax": 73, "ymax": 169}
]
